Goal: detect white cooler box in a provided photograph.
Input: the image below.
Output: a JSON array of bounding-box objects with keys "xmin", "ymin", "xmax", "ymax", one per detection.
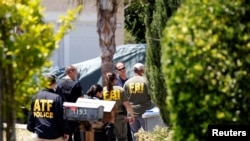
[
  {"xmin": 63, "ymin": 98, "xmax": 116, "ymax": 121},
  {"xmin": 142, "ymin": 107, "xmax": 166, "ymax": 132}
]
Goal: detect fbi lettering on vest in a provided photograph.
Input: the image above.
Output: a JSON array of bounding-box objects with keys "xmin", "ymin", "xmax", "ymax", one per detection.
[
  {"xmin": 129, "ymin": 83, "xmax": 144, "ymax": 94},
  {"xmin": 103, "ymin": 90, "xmax": 121, "ymax": 101}
]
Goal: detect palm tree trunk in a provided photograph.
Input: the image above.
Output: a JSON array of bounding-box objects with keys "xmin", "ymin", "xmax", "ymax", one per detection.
[{"xmin": 96, "ymin": 0, "xmax": 118, "ymax": 86}]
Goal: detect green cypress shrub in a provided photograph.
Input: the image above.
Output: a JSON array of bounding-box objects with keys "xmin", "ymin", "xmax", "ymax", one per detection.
[
  {"xmin": 145, "ymin": 0, "xmax": 181, "ymax": 125},
  {"xmin": 161, "ymin": 0, "xmax": 250, "ymax": 140}
]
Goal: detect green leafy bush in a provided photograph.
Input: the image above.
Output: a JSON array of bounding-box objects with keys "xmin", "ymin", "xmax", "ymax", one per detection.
[
  {"xmin": 144, "ymin": 0, "xmax": 181, "ymax": 125},
  {"xmin": 0, "ymin": 0, "xmax": 81, "ymax": 139},
  {"xmin": 161, "ymin": 0, "xmax": 250, "ymax": 141}
]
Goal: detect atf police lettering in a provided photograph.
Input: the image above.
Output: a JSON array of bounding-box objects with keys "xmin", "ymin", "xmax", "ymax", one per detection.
[
  {"xmin": 103, "ymin": 90, "xmax": 121, "ymax": 100},
  {"xmin": 33, "ymin": 99, "xmax": 53, "ymax": 118},
  {"xmin": 129, "ymin": 83, "xmax": 144, "ymax": 94}
]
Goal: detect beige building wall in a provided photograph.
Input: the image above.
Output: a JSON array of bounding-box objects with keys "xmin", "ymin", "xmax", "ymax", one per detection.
[
  {"xmin": 41, "ymin": 0, "xmax": 124, "ymax": 45},
  {"xmin": 41, "ymin": 0, "xmax": 124, "ymax": 66}
]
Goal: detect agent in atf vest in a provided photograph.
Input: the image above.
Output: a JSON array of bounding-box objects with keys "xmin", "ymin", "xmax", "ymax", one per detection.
[
  {"xmin": 27, "ymin": 74, "xmax": 69, "ymax": 141},
  {"xmin": 123, "ymin": 63, "xmax": 155, "ymax": 141},
  {"xmin": 56, "ymin": 65, "xmax": 83, "ymax": 141},
  {"xmin": 103, "ymin": 72, "xmax": 135, "ymax": 141}
]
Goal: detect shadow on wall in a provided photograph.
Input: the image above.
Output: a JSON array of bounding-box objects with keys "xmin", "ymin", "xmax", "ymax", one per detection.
[{"xmin": 48, "ymin": 44, "xmax": 146, "ymax": 93}]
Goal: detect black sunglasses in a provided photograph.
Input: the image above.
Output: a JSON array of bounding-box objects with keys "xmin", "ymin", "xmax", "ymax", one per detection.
[{"xmin": 117, "ymin": 67, "xmax": 125, "ymax": 71}]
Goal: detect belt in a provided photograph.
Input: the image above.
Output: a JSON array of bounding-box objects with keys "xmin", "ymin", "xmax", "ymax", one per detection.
[{"xmin": 117, "ymin": 112, "xmax": 125, "ymax": 115}]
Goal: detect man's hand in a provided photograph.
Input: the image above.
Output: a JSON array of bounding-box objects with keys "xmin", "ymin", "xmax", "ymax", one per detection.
[{"xmin": 129, "ymin": 115, "xmax": 135, "ymax": 123}]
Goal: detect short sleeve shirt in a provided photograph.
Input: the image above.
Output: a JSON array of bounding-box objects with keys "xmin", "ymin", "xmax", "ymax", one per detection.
[
  {"xmin": 102, "ymin": 86, "xmax": 128, "ymax": 113},
  {"xmin": 123, "ymin": 76, "xmax": 152, "ymax": 116}
]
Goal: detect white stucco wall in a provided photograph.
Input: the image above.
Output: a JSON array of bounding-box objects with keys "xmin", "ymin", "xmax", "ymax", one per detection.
[{"xmin": 41, "ymin": 0, "xmax": 124, "ymax": 67}]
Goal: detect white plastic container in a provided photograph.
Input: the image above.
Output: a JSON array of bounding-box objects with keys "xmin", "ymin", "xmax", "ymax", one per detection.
[{"xmin": 142, "ymin": 107, "xmax": 166, "ymax": 131}]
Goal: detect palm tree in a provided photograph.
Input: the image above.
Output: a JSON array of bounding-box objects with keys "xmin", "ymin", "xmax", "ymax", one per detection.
[
  {"xmin": 96, "ymin": 0, "xmax": 120, "ymax": 86},
  {"xmin": 65, "ymin": 0, "xmax": 122, "ymax": 86}
]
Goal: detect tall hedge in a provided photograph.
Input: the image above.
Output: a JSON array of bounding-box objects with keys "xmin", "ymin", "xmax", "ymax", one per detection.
[
  {"xmin": 161, "ymin": 0, "xmax": 250, "ymax": 141},
  {"xmin": 144, "ymin": 0, "xmax": 181, "ymax": 125}
]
